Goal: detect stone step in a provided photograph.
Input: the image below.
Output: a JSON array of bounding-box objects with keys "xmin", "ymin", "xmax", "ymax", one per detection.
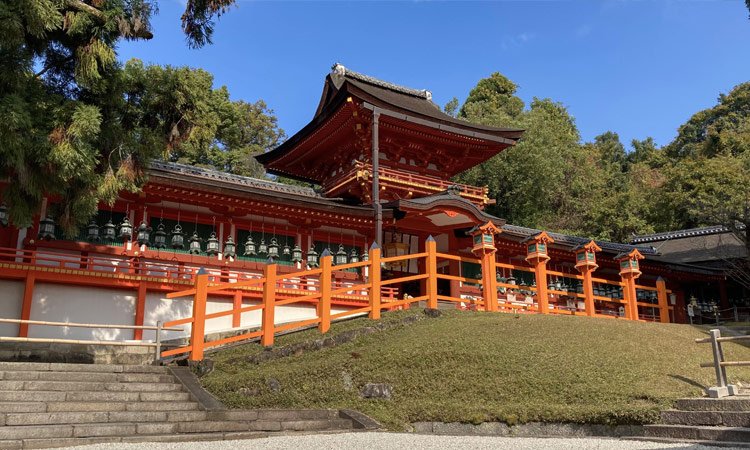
[
  {"xmin": 45, "ymin": 401, "xmax": 199, "ymax": 412},
  {"xmin": 0, "ymin": 380, "xmax": 183, "ymax": 392},
  {"xmin": 0, "ymin": 403, "xmax": 47, "ymax": 414},
  {"xmin": 1, "ymin": 410, "xmax": 211, "ymax": 426},
  {"xmin": 0, "ymin": 390, "xmax": 191, "ymax": 403},
  {"xmin": 675, "ymin": 397, "xmax": 750, "ymax": 411},
  {"xmin": 0, "ymin": 362, "xmax": 168, "ymax": 374},
  {"xmin": 661, "ymin": 409, "xmax": 750, "ymax": 427},
  {"xmin": 0, "ymin": 371, "xmax": 174, "ymax": 384},
  {"xmin": 0, "ymin": 431, "xmax": 271, "ymax": 449},
  {"xmin": 645, "ymin": 424, "xmax": 750, "ymax": 442}
]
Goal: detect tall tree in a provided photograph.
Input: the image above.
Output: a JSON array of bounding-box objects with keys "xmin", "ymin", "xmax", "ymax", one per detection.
[{"xmin": 0, "ymin": 0, "xmax": 237, "ymax": 235}]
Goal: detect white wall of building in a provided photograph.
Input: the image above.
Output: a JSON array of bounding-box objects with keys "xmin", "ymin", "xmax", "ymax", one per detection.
[
  {"xmin": 2, "ymin": 279, "xmax": 357, "ymax": 343},
  {"xmin": 0, "ymin": 280, "xmax": 24, "ymax": 337},
  {"xmin": 28, "ymin": 283, "xmax": 137, "ymax": 341}
]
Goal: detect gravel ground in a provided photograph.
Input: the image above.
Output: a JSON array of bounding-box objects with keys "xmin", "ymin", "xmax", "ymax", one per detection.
[{"xmin": 61, "ymin": 432, "xmax": 740, "ymax": 450}]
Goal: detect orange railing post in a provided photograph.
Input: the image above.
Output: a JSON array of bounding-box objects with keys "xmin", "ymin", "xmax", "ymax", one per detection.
[
  {"xmin": 318, "ymin": 252, "xmax": 332, "ymax": 333},
  {"xmin": 232, "ymin": 291, "xmax": 242, "ymax": 328},
  {"xmin": 188, "ymin": 269, "xmax": 209, "ymax": 361},
  {"xmin": 261, "ymin": 263, "xmax": 277, "ymax": 347},
  {"xmin": 425, "ymin": 236, "xmax": 438, "ymax": 309},
  {"xmin": 532, "ymin": 261, "xmax": 549, "ymax": 314},
  {"xmin": 656, "ymin": 277, "xmax": 669, "ymax": 323},
  {"xmin": 369, "ymin": 243, "xmax": 382, "ymax": 320}
]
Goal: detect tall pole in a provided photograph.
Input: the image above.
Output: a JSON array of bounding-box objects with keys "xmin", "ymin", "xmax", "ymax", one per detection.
[{"xmin": 372, "ymin": 110, "xmax": 382, "ymax": 247}]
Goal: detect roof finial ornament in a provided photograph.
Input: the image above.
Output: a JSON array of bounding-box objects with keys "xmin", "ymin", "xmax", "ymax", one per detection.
[
  {"xmin": 446, "ymin": 184, "xmax": 462, "ymax": 196},
  {"xmin": 332, "ymin": 63, "xmax": 346, "ymax": 78},
  {"xmin": 423, "ymin": 90, "xmax": 432, "ymax": 101}
]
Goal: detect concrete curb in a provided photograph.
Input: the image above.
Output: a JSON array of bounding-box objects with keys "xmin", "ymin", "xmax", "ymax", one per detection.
[
  {"xmin": 411, "ymin": 421, "xmax": 645, "ymax": 438},
  {"xmin": 168, "ymin": 366, "xmax": 225, "ymax": 411}
]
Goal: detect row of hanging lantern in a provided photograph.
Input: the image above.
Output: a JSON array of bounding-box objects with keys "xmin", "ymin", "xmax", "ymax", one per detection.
[
  {"xmin": 593, "ymin": 283, "xmax": 624, "ymax": 300},
  {"xmin": 34, "ymin": 207, "xmax": 368, "ymax": 268}
]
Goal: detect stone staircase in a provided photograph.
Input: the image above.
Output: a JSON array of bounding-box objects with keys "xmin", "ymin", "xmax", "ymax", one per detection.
[
  {"xmin": 637, "ymin": 396, "xmax": 750, "ymax": 447},
  {"xmin": 0, "ymin": 362, "xmax": 373, "ymax": 449}
]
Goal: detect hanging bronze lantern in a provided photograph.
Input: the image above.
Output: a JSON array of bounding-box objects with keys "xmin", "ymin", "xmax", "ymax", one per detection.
[
  {"xmin": 258, "ymin": 238, "xmax": 268, "ymax": 257},
  {"xmin": 282, "ymin": 243, "xmax": 291, "ymax": 259},
  {"xmin": 361, "ymin": 246, "xmax": 369, "ymax": 262},
  {"xmin": 306, "ymin": 245, "xmax": 319, "ymax": 268},
  {"xmin": 206, "ymin": 232, "xmax": 220, "ymax": 256},
  {"xmin": 223, "ymin": 235, "xmax": 236, "ymax": 259},
  {"xmin": 153, "ymin": 223, "xmax": 167, "ymax": 249},
  {"xmin": 102, "ymin": 219, "xmax": 117, "ymax": 243},
  {"xmin": 86, "ymin": 220, "xmax": 100, "ymax": 242},
  {"xmin": 244, "ymin": 235, "xmax": 257, "ymax": 256},
  {"xmin": 268, "ymin": 237, "xmax": 279, "ymax": 260},
  {"xmin": 0, "ymin": 203, "xmax": 8, "ymax": 227},
  {"xmin": 291, "ymin": 242, "xmax": 303, "ymax": 263},
  {"xmin": 335, "ymin": 244, "xmax": 348, "ymax": 265},
  {"xmin": 136, "ymin": 222, "xmax": 151, "ymax": 246},
  {"xmin": 119, "ymin": 217, "xmax": 133, "ymax": 240},
  {"xmin": 188, "ymin": 231, "xmax": 202, "ymax": 255},
  {"xmin": 38, "ymin": 216, "xmax": 56, "ymax": 240},
  {"xmin": 171, "ymin": 224, "xmax": 185, "ymax": 249},
  {"xmin": 349, "ymin": 248, "xmax": 359, "ymax": 264}
]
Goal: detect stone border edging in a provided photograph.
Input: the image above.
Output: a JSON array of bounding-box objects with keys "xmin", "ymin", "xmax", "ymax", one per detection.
[
  {"xmin": 169, "ymin": 366, "xmax": 226, "ymax": 411},
  {"xmin": 339, "ymin": 409, "xmax": 381, "ymax": 430},
  {"xmin": 412, "ymin": 421, "xmax": 645, "ymax": 438}
]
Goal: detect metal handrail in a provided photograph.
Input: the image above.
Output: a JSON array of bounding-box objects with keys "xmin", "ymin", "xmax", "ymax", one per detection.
[
  {"xmin": 0, "ymin": 318, "xmax": 183, "ymax": 363},
  {"xmin": 696, "ymin": 329, "xmax": 750, "ymax": 398}
]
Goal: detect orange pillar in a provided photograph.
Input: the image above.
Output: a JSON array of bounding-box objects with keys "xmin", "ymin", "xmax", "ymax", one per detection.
[
  {"xmin": 620, "ymin": 275, "xmax": 639, "ymax": 321},
  {"xmin": 261, "ymin": 264, "xmax": 277, "ymax": 347},
  {"xmin": 18, "ymin": 273, "xmax": 35, "ymax": 337},
  {"xmin": 133, "ymin": 282, "xmax": 147, "ymax": 340},
  {"xmin": 481, "ymin": 252, "xmax": 498, "ymax": 311},
  {"xmin": 580, "ymin": 268, "xmax": 595, "ymax": 317},
  {"xmin": 232, "ymin": 291, "xmax": 242, "ymax": 328},
  {"xmin": 425, "ymin": 237, "xmax": 438, "ymax": 309},
  {"xmin": 656, "ymin": 277, "xmax": 669, "ymax": 323},
  {"xmin": 318, "ymin": 254, "xmax": 332, "ymax": 333},
  {"xmin": 369, "ymin": 245, "xmax": 381, "ymax": 320},
  {"xmin": 189, "ymin": 270, "xmax": 209, "ymax": 361},
  {"xmin": 533, "ymin": 261, "xmax": 550, "ymax": 314}
]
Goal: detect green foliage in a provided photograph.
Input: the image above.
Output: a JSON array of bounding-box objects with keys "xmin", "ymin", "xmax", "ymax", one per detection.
[
  {"xmin": 454, "ymin": 71, "xmax": 749, "ymax": 248},
  {"xmin": 0, "ymin": 0, "xmax": 263, "ymax": 236},
  {"xmin": 202, "ymin": 310, "xmax": 750, "ymax": 430}
]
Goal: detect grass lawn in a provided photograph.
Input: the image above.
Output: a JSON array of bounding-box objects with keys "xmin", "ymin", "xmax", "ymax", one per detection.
[{"xmin": 201, "ymin": 309, "xmax": 750, "ymax": 430}]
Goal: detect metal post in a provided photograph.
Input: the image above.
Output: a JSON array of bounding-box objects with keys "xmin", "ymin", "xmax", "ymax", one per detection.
[
  {"xmin": 709, "ymin": 329, "xmax": 727, "ymax": 389},
  {"xmin": 154, "ymin": 321, "xmax": 163, "ymax": 365},
  {"xmin": 372, "ymin": 110, "xmax": 382, "ymax": 247}
]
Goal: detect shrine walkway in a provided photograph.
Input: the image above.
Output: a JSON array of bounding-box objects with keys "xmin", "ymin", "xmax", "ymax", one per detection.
[{"xmin": 58, "ymin": 432, "xmax": 728, "ymax": 450}]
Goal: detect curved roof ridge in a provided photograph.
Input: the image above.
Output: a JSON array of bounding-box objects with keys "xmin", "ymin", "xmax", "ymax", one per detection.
[
  {"xmin": 331, "ymin": 63, "xmax": 432, "ymax": 100},
  {"xmin": 149, "ymin": 160, "xmax": 321, "ymax": 198},
  {"xmin": 630, "ymin": 225, "xmax": 734, "ymax": 244},
  {"xmin": 501, "ymin": 223, "xmax": 659, "ymax": 255}
]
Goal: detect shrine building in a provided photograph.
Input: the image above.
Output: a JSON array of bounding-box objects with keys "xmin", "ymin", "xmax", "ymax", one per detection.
[{"xmin": 0, "ymin": 64, "xmax": 733, "ymax": 345}]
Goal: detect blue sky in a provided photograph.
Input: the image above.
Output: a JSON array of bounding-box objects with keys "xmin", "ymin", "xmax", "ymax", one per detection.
[{"xmin": 118, "ymin": 1, "xmax": 750, "ymax": 149}]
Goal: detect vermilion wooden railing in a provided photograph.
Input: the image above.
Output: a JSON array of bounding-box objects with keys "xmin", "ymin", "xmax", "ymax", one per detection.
[{"xmin": 163, "ymin": 237, "xmax": 675, "ymax": 361}]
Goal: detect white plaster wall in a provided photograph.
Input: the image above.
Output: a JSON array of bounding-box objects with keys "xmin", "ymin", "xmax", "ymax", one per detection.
[
  {"xmin": 29, "ymin": 283, "xmax": 136, "ymax": 341},
  {"xmin": 0, "ymin": 280, "xmax": 24, "ymax": 337}
]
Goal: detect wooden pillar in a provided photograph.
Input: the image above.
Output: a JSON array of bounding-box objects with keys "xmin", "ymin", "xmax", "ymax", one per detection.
[
  {"xmin": 447, "ymin": 233, "xmax": 461, "ymax": 299},
  {"xmin": 18, "ymin": 273, "xmax": 35, "ymax": 337},
  {"xmin": 581, "ymin": 268, "xmax": 596, "ymax": 317},
  {"xmin": 656, "ymin": 277, "xmax": 669, "ymax": 323},
  {"xmin": 369, "ymin": 244, "xmax": 381, "ymax": 320},
  {"xmin": 261, "ymin": 264, "xmax": 277, "ymax": 347},
  {"xmin": 718, "ymin": 279, "xmax": 730, "ymax": 310},
  {"xmin": 425, "ymin": 236, "xmax": 438, "ymax": 309},
  {"xmin": 188, "ymin": 270, "xmax": 209, "ymax": 361},
  {"xmin": 232, "ymin": 291, "xmax": 242, "ymax": 328},
  {"xmin": 481, "ymin": 252, "xmax": 498, "ymax": 312},
  {"xmin": 620, "ymin": 275, "xmax": 639, "ymax": 320},
  {"xmin": 133, "ymin": 282, "xmax": 147, "ymax": 340},
  {"xmin": 533, "ymin": 261, "xmax": 550, "ymax": 314},
  {"xmin": 318, "ymin": 254, "xmax": 332, "ymax": 333}
]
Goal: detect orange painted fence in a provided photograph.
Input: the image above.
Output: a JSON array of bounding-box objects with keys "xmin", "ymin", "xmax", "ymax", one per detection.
[{"xmin": 163, "ymin": 237, "xmax": 675, "ymax": 361}]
